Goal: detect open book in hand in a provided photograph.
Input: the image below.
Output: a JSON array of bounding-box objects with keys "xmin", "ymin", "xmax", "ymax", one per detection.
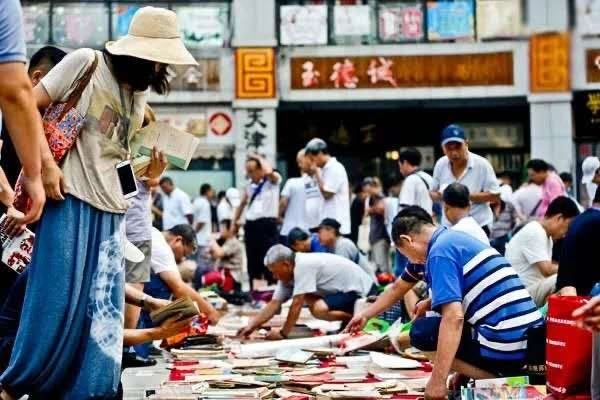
[
  {"xmin": 130, "ymin": 121, "xmax": 201, "ymax": 174},
  {"xmin": 0, "ymin": 214, "xmax": 35, "ymax": 274},
  {"xmin": 150, "ymin": 296, "xmax": 199, "ymax": 325}
]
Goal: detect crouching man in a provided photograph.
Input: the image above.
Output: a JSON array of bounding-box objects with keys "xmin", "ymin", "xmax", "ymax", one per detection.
[
  {"xmin": 238, "ymin": 244, "xmax": 376, "ymax": 340},
  {"xmin": 392, "ymin": 214, "xmax": 543, "ymax": 399}
]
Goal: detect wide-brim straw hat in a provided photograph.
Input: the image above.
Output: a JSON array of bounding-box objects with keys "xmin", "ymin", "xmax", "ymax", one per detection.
[{"xmin": 105, "ymin": 6, "xmax": 197, "ymax": 66}]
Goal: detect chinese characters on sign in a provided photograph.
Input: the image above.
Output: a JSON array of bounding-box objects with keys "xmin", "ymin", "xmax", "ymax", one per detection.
[
  {"xmin": 573, "ymin": 91, "xmax": 600, "ymax": 139},
  {"xmin": 427, "ymin": 1, "xmax": 474, "ymax": 41},
  {"xmin": 291, "ymin": 52, "xmax": 514, "ymax": 90},
  {"xmin": 378, "ymin": 3, "xmax": 424, "ymax": 42},
  {"xmin": 586, "ymin": 49, "xmax": 600, "ymax": 83},
  {"xmin": 244, "ymin": 109, "xmax": 267, "ymax": 154},
  {"xmin": 530, "ymin": 33, "xmax": 570, "ymax": 92}
]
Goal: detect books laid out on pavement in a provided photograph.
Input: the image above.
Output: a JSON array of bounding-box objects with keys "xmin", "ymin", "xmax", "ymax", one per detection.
[
  {"xmin": 0, "ymin": 214, "xmax": 34, "ymax": 274},
  {"xmin": 150, "ymin": 297, "xmax": 199, "ymax": 325},
  {"xmin": 275, "ymin": 349, "xmax": 315, "ymax": 365}
]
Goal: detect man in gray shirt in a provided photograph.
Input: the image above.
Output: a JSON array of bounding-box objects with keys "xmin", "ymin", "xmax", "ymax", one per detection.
[
  {"xmin": 317, "ymin": 218, "xmax": 374, "ymax": 278},
  {"xmin": 237, "ymin": 245, "xmax": 375, "ymax": 340},
  {"xmin": 431, "ymin": 124, "xmax": 500, "ymax": 235}
]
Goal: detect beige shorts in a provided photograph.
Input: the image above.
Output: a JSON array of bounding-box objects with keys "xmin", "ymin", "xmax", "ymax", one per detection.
[{"xmin": 125, "ymin": 240, "xmax": 151, "ymax": 284}]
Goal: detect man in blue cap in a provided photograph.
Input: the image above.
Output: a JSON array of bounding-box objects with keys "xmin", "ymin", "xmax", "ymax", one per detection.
[{"xmin": 430, "ymin": 124, "xmax": 500, "ymax": 236}]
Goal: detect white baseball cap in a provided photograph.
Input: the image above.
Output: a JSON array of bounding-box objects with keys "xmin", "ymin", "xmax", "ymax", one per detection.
[{"xmin": 582, "ymin": 156, "xmax": 600, "ymax": 184}]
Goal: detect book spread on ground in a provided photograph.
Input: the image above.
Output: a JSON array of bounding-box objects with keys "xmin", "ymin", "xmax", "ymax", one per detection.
[
  {"xmin": 131, "ymin": 121, "xmax": 200, "ymax": 171},
  {"xmin": 150, "ymin": 297, "xmax": 199, "ymax": 325},
  {"xmin": 0, "ymin": 214, "xmax": 35, "ymax": 274}
]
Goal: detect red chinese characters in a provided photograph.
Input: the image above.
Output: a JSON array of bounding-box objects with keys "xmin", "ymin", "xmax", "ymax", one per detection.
[
  {"xmin": 330, "ymin": 58, "xmax": 359, "ymax": 89},
  {"xmin": 367, "ymin": 57, "xmax": 398, "ymax": 87}
]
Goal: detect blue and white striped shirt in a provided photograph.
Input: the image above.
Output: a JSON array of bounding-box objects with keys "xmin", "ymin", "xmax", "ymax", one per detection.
[{"xmin": 425, "ymin": 227, "xmax": 543, "ymax": 361}]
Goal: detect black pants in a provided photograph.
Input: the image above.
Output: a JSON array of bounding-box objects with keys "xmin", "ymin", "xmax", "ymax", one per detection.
[{"xmin": 244, "ymin": 218, "xmax": 279, "ymax": 287}]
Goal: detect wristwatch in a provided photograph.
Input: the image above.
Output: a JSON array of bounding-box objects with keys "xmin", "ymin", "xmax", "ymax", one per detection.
[{"xmin": 140, "ymin": 294, "xmax": 148, "ymax": 309}]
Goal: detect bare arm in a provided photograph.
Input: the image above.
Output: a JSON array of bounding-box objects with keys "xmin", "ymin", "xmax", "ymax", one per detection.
[
  {"xmin": 241, "ymin": 299, "xmax": 282, "ymax": 336},
  {"xmin": 312, "ymin": 169, "xmax": 334, "ymax": 200},
  {"xmin": 430, "ymin": 191, "xmax": 442, "ymax": 202},
  {"xmin": 232, "ymin": 190, "xmax": 249, "ymax": 227},
  {"xmin": 124, "ymin": 315, "xmax": 194, "ymax": 346},
  {"xmin": 209, "ymin": 240, "xmax": 225, "ymax": 259},
  {"xmin": 281, "ymin": 294, "xmax": 305, "ymax": 337},
  {"xmin": 0, "ymin": 63, "xmax": 45, "ymax": 223},
  {"xmin": 470, "ymin": 192, "xmax": 500, "ymax": 204},
  {"xmin": 278, "ymin": 196, "xmax": 289, "ymax": 220},
  {"xmin": 159, "ymin": 270, "xmax": 220, "ymax": 324},
  {"xmin": 185, "ymin": 214, "xmax": 194, "ymax": 225},
  {"xmin": 560, "ymin": 286, "xmax": 577, "ymax": 296},
  {"xmin": 534, "ymin": 260, "xmax": 558, "ymax": 277},
  {"xmin": 195, "ymin": 222, "xmax": 206, "ymax": 233},
  {"xmin": 425, "ymin": 302, "xmax": 465, "ymax": 399}
]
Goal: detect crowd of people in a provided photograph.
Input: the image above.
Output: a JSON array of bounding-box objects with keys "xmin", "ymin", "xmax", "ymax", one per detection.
[{"xmin": 1, "ymin": 2, "xmax": 600, "ymax": 400}]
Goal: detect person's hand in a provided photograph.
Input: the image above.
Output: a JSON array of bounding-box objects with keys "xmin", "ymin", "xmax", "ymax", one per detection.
[
  {"xmin": 412, "ymin": 298, "xmax": 432, "ymax": 320},
  {"xmin": 344, "ymin": 313, "xmax": 368, "ymax": 334},
  {"xmin": 155, "ymin": 314, "xmax": 195, "ymax": 339},
  {"xmin": 237, "ymin": 325, "xmax": 255, "ymax": 338},
  {"xmin": 143, "ymin": 297, "xmax": 170, "ymax": 314},
  {"xmin": 307, "ymin": 163, "xmax": 319, "ymax": 176},
  {"xmin": 41, "ymin": 159, "xmax": 64, "ymax": 201},
  {"xmin": 425, "ymin": 379, "xmax": 448, "ymax": 400},
  {"xmin": 265, "ymin": 328, "xmax": 285, "ymax": 341},
  {"xmin": 145, "ymin": 146, "xmax": 168, "ymax": 180},
  {"xmin": 19, "ymin": 172, "xmax": 46, "ymax": 224},
  {"xmin": 3, "ymin": 207, "xmax": 26, "ymax": 237},
  {"xmin": 0, "ymin": 174, "xmax": 14, "ymax": 209},
  {"xmin": 207, "ymin": 310, "xmax": 221, "ymax": 325},
  {"xmin": 573, "ymin": 296, "xmax": 600, "ymax": 332}
]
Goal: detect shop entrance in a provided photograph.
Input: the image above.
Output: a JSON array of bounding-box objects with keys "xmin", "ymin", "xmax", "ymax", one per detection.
[{"xmin": 277, "ymin": 98, "xmax": 530, "ymax": 189}]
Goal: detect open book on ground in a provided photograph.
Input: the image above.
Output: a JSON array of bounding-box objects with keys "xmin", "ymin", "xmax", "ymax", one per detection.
[{"xmin": 150, "ymin": 297, "xmax": 199, "ymax": 325}]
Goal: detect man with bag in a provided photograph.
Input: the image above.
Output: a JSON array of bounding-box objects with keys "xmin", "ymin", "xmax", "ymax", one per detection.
[{"xmin": 232, "ymin": 155, "xmax": 281, "ymax": 289}]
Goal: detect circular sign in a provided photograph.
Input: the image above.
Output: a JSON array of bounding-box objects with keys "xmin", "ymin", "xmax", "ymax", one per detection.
[{"xmin": 209, "ymin": 112, "xmax": 232, "ymax": 136}]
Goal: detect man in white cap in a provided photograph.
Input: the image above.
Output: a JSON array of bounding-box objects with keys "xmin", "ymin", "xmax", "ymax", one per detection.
[
  {"xmin": 582, "ymin": 156, "xmax": 600, "ymax": 208},
  {"xmin": 237, "ymin": 244, "xmax": 375, "ymax": 340},
  {"xmin": 305, "ymin": 138, "xmax": 351, "ymax": 237}
]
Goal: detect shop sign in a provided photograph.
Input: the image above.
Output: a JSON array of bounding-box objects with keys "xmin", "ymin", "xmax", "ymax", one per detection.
[
  {"xmin": 530, "ymin": 33, "xmax": 570, "ymax": 92},
  {"xmin": 427, "ymin": 1, "xmax": 474, "ymax": 41},
  {"xmin": 334, "ymin": 5, "xmax": 371, "ymax": 37},
  {"xmin": 586, "ymin": 49, "xmax": 600, "ymax": 83},
  {"xmin": 206, "ymin": 108, "xmax": 234, "ymax": 145},
  {"xmin": 175, "ymin": 5, "xmax": 228, "ymax": 48},
  {"xmin": 573, "ymin": 91, "xmax": 600, "ymax": 139},
  {"xmin": 291, "ymin": 52, "xmax": 513, "ymax": 90},
  {"xmin": 280, "ymin": 5, "xmax": 328, "ymax": 45},
  {"xmin": 169, "ymin": 59, "xmax": 220, "ymax": 92},
  {"xmin": 576, "ymin": 0, "xmax": 600, "ymax": 36},
  {"xmin": 459, "ymin": 123, "xmax": 524, "ymax": 149},
  {"xmin": 476, "ymin": 0, "xmax": 522, "ymax": 39},
  {"xmin": 378, "ymin": 3, "xmax": 424, "ymax": 42}
]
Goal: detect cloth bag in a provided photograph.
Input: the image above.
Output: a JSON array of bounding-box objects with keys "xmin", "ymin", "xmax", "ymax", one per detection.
[
  {"xmin": 546, "ymin": 295, "xmax": 593, "ymax": 398},
  {"xmin": 13, "ymin": 54, "xmax": 99, "ymax": 212}
]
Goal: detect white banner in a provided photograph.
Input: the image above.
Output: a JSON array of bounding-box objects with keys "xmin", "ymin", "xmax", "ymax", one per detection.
[
  {"xmin": 334, "ymin": 5, "xmax": 371, "ymax": 37},
  {"xmin": 476, "ymin": 0, "xmax": 522, "ymax": 39},
  {"xmin": 280, "ymin": 5, "xmax": 327, "ymax": 45}
]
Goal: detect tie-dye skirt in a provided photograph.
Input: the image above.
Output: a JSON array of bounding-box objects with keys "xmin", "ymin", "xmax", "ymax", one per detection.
[{"xmin": 0, "ymin": 195, "xmax": 125, "ymax": 399}]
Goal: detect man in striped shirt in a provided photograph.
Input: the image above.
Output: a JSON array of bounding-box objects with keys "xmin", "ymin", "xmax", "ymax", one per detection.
[{"xmin": 392, "ymin": 214, "xmax": 543, "ymax": 399}]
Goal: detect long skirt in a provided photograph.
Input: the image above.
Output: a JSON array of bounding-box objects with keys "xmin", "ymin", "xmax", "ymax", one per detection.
[{"xmin": 0, "ymin": 195, "xmax": 125, "ymax": 399}]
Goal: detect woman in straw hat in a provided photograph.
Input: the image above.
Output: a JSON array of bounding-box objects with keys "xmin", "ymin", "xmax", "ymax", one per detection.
[{"xmin": 0, "ymin": 7, "xmax": 196, "ymax": 400}]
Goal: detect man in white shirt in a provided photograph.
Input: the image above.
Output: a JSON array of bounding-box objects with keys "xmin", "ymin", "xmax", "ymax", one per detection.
[
  {"xmin": 159, "ymin": 177, "xmax": 193, "ymax": 230},
  {"xmin": 443, "ymin": 183, "xmax": 490, "ymax": 245},
  {"xmin": 279, "ymin": 150, "xmax": 309, "ymax": 242},
  {"xmin": 305, "ymin": 138, "xmax": 351, "ymax": 236},
  {"xmin": 505, "ymin": 196, "xmax": 580, "ymax": 306},
  {"xmin": 192, "ymin": 183, "xmax": 214, "ymax": 275},
  {"xmin": 217, "ymin": 187, "xmax": 241, "ymax": 224},
  {"xmin": 431, "ymin": 124, "xmax": 500, "ymax": 234},
  {"xmin": 237, "ymin": 245, "xmax": 375, "ymax": 340},
  {"xmin": 398, "ymin": 148, "xmax": 433, "ymax": 215},
  {"xmin": 233, "ymin": 155, "xmax": 281, "ymax": 288},
  {"xmin": 582, "ymin": 156, "xmax": 600, "ymax": 209},
  {"xmin": 512, "ymin": 181, "xmax": 543, "ymax": 221}
]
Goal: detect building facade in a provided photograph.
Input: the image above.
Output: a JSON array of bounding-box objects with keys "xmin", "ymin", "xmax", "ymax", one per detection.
[{"xmin": 18, "ymin": 0, "xmax": 600, "ymax": 197}]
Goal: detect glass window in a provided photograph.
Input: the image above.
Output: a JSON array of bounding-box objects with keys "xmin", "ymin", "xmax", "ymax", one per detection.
[
  {"xmin": 169, "ymin": 58, "xmax": 220, "ymax": 92},
  {"xmin": 22, "ymin": 3, "xmax": 50, "ymax": 45},
  {"xmin": 331, "ymin": 3, "xmax": 378, "ymax": 45},
  {"xmin": 378, "ymin": 2, "xmax": 424, "ymax": 42},
  {"xmin": 173, "ymin": 3, "xmax": 230, "ymax": 48},
  {"xmin": 280, "ymin": 5, "xmax": 328, "ymax": 45},
  {"xmin": 426, "ymin": 0, "xmax": 475, "ymax": 41},
  {"xmin": 52, "ymin": 3, "xmax": 109, "ymax": 48}
]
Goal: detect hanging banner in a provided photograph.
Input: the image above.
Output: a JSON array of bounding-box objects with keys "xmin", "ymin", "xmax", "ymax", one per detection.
[
  {"xmin": 476, "ymin": 0, "xmax": 522, "ymax": 39},
  {"xmin": 576, "ymin": 0, "xmax": 600, "ymax": 35},
  {"xmin": 334, "ymin": 5, "xmax": 371, "ymax": 37},
  {"xmin": 280, "ymin": 5, "xmax": 327, "ymax": 45},
  {"xmin": 175, "ymin": 6, "xmax": 228, "ymax": 47},
  {"xmin": 290, "ymin": 52, "xmax": 513, "ymax": 90},
  {"xmin": 378, "ymin": 3, "xmax": 424, "ymax": 42},
  {"xmin": 426, "ymin": 1, "xmax": 474, "ymax": 41}
]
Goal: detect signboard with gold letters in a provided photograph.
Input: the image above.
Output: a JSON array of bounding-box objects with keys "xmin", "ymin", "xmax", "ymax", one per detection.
[
  {"xmin": 530, "ymin": 32, "xmax": 570, "ymax": 92},
  {"xmin": 586, "ymin": 49, "xmax": 600, "ymax": 83},
  {"xmin": 573, "ymin": 90, "xmax": 600, "ymax": 139},
  {"xmin": 290, "ymin": 52, "xmax": 514, "ymax": 90}
]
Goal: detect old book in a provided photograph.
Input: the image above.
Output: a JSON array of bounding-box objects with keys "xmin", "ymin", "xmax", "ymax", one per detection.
[
  {"xmin": 0, "ymin": 214, "xmax": 34, "ymax": 274},
  {"xmin": 150, "ymin": 297, "xmax": 199, "ymax": 325},
  {"xmin": 276, "ymin": 349, "xmax": 314, "ymax": 364}
]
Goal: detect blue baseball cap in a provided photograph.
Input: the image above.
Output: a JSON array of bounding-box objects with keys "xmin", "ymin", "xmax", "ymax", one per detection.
[{"xmin": 440, "ymin": 124, "xmax": 466, "ymax": 146}]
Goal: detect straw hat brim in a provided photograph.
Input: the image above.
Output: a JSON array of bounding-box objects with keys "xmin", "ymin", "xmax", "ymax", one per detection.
[{"xmin": 105, "ymin": 35, "xmax": 197, "ymax": 66}]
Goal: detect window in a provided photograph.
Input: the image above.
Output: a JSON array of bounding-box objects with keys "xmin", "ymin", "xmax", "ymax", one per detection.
[
  {"xmin": 172, "ymin": 3, "xmax": 230, "ymax": 48},
  {"xmin": 52, "ymin": 2, "xmax": 110, "ymax": 48},
  {"xmin": 169, "ymin": 58, "xmax": 220, "ymax": 92},
  {"xmin": 22, "ymin": 3, "xmax": 50, "ymax": 45}
]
